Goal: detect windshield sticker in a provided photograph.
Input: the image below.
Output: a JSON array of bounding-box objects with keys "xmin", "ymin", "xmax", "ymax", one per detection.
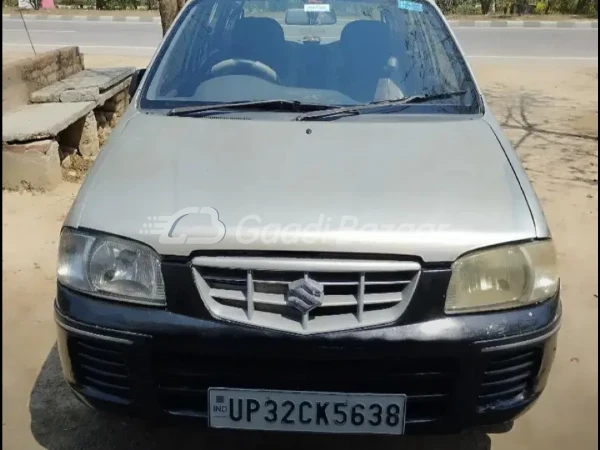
[
  {"xmin": 397, "ymin": 0, "xmax": 423, "ymax": 11},
  {"xmin": 304, "ymin": 3, "xmax": 331, "ymax": 12}
]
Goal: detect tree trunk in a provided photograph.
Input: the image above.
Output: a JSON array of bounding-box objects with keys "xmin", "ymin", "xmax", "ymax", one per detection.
[
  {"xmin": 158, "ymin": 0, "xmax": 180, "ymax": 36},
  {"xmin": 481, "ymin": 0, "xmax": 493, "ymax": 14}
]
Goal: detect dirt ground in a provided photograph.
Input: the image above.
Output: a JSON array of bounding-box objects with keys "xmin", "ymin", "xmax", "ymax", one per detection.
[{"xmin": 2, "ymin": 55, "xmax": 598, "ymax": 450}]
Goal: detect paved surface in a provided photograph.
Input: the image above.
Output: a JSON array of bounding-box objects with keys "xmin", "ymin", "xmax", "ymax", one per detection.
[{"xmin": 2, "ymin": 15, "xmax": 598, "ymax": 60}]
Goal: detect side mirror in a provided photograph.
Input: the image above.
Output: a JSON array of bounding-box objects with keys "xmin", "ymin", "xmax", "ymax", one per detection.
[{"xmin": 128, "ymin": 68, "xmax": 146, "ymax": 99}]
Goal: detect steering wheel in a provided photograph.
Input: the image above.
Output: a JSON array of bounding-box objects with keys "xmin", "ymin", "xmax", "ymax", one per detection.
[{"xmin": 210, "ymin": 59, "xmax": 279, "ymax": 84}]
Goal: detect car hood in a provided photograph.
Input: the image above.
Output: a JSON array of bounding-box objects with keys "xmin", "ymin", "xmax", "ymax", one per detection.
[{"xmin": 66, "ymin": 113, "xmax": 536, "ymax": 262}]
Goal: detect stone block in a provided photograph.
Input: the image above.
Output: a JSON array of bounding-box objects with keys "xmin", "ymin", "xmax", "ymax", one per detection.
[
  {"xmin": 97, "ymin": 125, "xmax": 111, "ymax": 147},
  {"xmin": 61, "ymin": 154, "xmax": 72, "ymax": 169},
  {"xmin": 2, "ymin": 139, "xmax": 56, "ymax": 155},
  {"xmin": 60, "ymin": 87, "xmax": 100, "ymax": 103},
  {"xmin": 2, "ymin": 102, "xmax": 96, "ymax": 142},
  {"xmin": 30, "ymin": 89, "xmax": 61, "ymax": 103},
  {"xmin": 58, "ymin": 144, "xmax": 78, "ymax": 161},
  {"xmin": 31, "ymin": 67, "xmax": 135, "ymax": 104},
  {"xmin": 59, "ymin": 111, "xmax": 100, "ymax": 158},
  {"xmin": 2, "ymin": 142, "xmax": 61, "ymax": 190},
  {"xmin": 3, "ymin": 46, "xmax": 85, "ymax": 112}
]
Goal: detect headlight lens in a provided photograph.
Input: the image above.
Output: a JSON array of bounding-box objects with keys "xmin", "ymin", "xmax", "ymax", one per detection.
[
  {"xmin": 57, "ymin": 228, "xmax": 166, "ymax": 306},
  {"xmin": 445, "ymin": 240, "xmax": 559, "ymax": 314}
]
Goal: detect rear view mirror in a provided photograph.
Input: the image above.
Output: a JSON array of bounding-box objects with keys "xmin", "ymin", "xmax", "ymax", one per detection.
[{"xmin": 284, "ymin": 8, "xmax": 337, "ymax": 25}]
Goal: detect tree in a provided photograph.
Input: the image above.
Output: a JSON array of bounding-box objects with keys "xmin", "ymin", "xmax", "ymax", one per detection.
[
  {"xmin": 158, "ymin": 0, "xmax": 183, "ymax": 35},
  {"xmin": 481, "ymin": 0, "xmax": 493, "ymax": 13}
]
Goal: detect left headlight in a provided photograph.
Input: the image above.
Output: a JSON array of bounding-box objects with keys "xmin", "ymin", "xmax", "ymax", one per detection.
[
  {"xmin": 57, "ymin": 228, "xmax": 166, "ymax": 306},
  {"xmin": 445, "ymin": 240, "xmax": 559, "ymax": 314}
]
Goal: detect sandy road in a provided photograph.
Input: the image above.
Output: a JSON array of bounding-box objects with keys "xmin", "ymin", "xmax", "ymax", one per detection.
[{"xmin": 2, "ymin": 55, "xmax": 598, "ymax": 450}]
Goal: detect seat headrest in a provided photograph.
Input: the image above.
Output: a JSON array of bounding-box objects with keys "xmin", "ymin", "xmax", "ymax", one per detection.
[
  {"xmin": 340, "ymin": 20, "xmax": 392, "ymax": 55},
  {"xmin": 232, "ymin": 17, "xmax": 285, "ymax": 44}
]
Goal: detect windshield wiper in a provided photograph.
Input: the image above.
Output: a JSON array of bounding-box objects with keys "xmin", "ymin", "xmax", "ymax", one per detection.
[
  {"xmin": 295, "ymin": 91, "xmax": 468, "ymax": 121},
  {"xmin": 167, "ymin": 99, "xmax": 333, "ymax": 117}
]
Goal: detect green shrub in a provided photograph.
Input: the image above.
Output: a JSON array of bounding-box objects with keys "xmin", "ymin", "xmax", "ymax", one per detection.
[
  {"xmin": 436, "ymin": 0, "xmax": 461, "ymax": 14},
  {"xmin": 456, "ymin": 0, "xmax": 481, "ymax": 14},
  {"xmin": 534, "ymin": 0, "xmax": 547, "ymax": 12}
]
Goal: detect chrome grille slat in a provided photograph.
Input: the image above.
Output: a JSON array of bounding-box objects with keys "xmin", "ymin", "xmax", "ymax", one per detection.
[
  {"xmin": 210, "ymin": 289, "xmax": 402, "ymax": 307},
  {"xmin": 205, "ymin": 278, "xmax": 410, "ymax": 287},
  {"xmin": 357, "ymin": 272, "xmax": 365, "ymax": 322},
  {"xmin": 193, "ymin": 255, "xmax": 420, "ymax": 335},
  {"xmin": 192, "ymin": 256, "xmax": 421, "ymax": 272},
  {"xmin": 246, "ymin": 270, "xmax": 254, "ymax": 320},
  {"xmin": 202, "ymin": 275, "xmax": 247, "ymax": 283}
]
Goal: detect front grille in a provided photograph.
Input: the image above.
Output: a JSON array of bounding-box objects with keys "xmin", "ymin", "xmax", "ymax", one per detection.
[
  {"xmin": 154, "ymin": 351, "xmax": 456, "ymax": 423},
  {"xmin": 68, "ymin": 337, "xmax": 131, "ymax": 403},
  {"xmin": 477, "ymin": 349, "xmax": 542, "ymax": 411},
  {"xmin": 192, "ymin": 255, "xmax": 421, "ymax": 334}
]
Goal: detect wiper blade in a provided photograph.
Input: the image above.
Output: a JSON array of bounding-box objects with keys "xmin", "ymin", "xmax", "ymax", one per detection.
[
  {"xmin": 295, "ymin": 91, "xmax": 468, "ymax": 121},
  {"xmin": 168, "ymin": 99, "xmax": 333, "ymax": 116},
  {"xmin": 371, "ymin": 90, "xmax": 468, "ymax": 106}
]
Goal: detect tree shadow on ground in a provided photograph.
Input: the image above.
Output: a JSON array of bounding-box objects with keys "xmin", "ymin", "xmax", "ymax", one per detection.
[
  {"xmin": 499, "ymin": 93, "xmax": 598, "ymax": 151},
  {"xmin": 484, "ymin": 86, "xmax": 599, "ymax": 187},
  {"xmin": 30, "ymin": 345, "xmax": 491, "ymax": 450}
]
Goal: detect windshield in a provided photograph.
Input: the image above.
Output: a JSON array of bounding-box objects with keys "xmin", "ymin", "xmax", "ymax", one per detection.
[{"xmin": 140, "ymin": 0, "xmax": 481, "ymax": 115}]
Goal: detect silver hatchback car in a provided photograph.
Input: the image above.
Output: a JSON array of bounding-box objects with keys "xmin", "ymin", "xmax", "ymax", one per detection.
[{"xmin": 55, "ymin": 0, "xmax": 561, "ymax": 437}]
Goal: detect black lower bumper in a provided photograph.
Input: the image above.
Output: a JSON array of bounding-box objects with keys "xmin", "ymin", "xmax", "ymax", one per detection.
[{"xmin": 55, "ymin": 284, "xmax": 561, "ymax": 436}]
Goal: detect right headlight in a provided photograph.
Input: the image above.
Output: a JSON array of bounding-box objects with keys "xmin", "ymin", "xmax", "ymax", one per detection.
[
  {"xmin": 57, "ymin": 228, "xmax": 166, "ymax": 306},
  {"xmin": 445, "ymin": 240, "xmax": 559, "ymax": 314}
]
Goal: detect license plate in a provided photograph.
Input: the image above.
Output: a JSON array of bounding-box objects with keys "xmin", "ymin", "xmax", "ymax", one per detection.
[{"xmin": 208, "ymin": 388, "xmax": 406, "ymax": 435}]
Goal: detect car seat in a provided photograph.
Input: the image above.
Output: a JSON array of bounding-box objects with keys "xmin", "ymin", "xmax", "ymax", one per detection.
[
  {"xmin": 339, "ymin": 20, "xmax": 394, "ymax": 102},
  {"xmin": 230, "ymin": 17, "xmax": 287, "ymax": 79}
]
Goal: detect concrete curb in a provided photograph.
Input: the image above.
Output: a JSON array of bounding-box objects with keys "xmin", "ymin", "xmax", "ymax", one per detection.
[
  {"xmin": 2, "ymin": 13, "xmax": 162, "ymax": 23},
  {"xmin": 2, "ymin": 13, "xmax": 599, "ymax": 28},
  {"xmin": 449, "ymin": 19, "xmax": 598, "ymax": 28}
]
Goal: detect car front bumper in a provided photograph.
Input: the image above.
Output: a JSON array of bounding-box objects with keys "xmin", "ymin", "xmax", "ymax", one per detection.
[{"xmin": 55, "ymin": 276, "xmax": 561, "ymax": 436}]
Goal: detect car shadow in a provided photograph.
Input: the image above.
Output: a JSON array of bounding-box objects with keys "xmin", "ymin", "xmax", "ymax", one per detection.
[{"xmin": 30, "ymin": 345, "xmax": 491, "ymax": 450}]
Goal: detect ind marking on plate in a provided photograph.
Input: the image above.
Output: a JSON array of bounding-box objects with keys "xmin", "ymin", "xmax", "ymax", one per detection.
[
  {"xmin": 397, "ymin": 0, "xmax": 423, "ymax": 11},
  {"xmin": 304, "ymin": 4, "xmax": 331, "ymax": 12}
]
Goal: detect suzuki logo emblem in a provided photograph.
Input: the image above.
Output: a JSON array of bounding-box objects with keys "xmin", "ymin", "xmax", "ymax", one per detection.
[{"xmin": 287, "ymin": 278, "xmax": 324, "ymax": 314}]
